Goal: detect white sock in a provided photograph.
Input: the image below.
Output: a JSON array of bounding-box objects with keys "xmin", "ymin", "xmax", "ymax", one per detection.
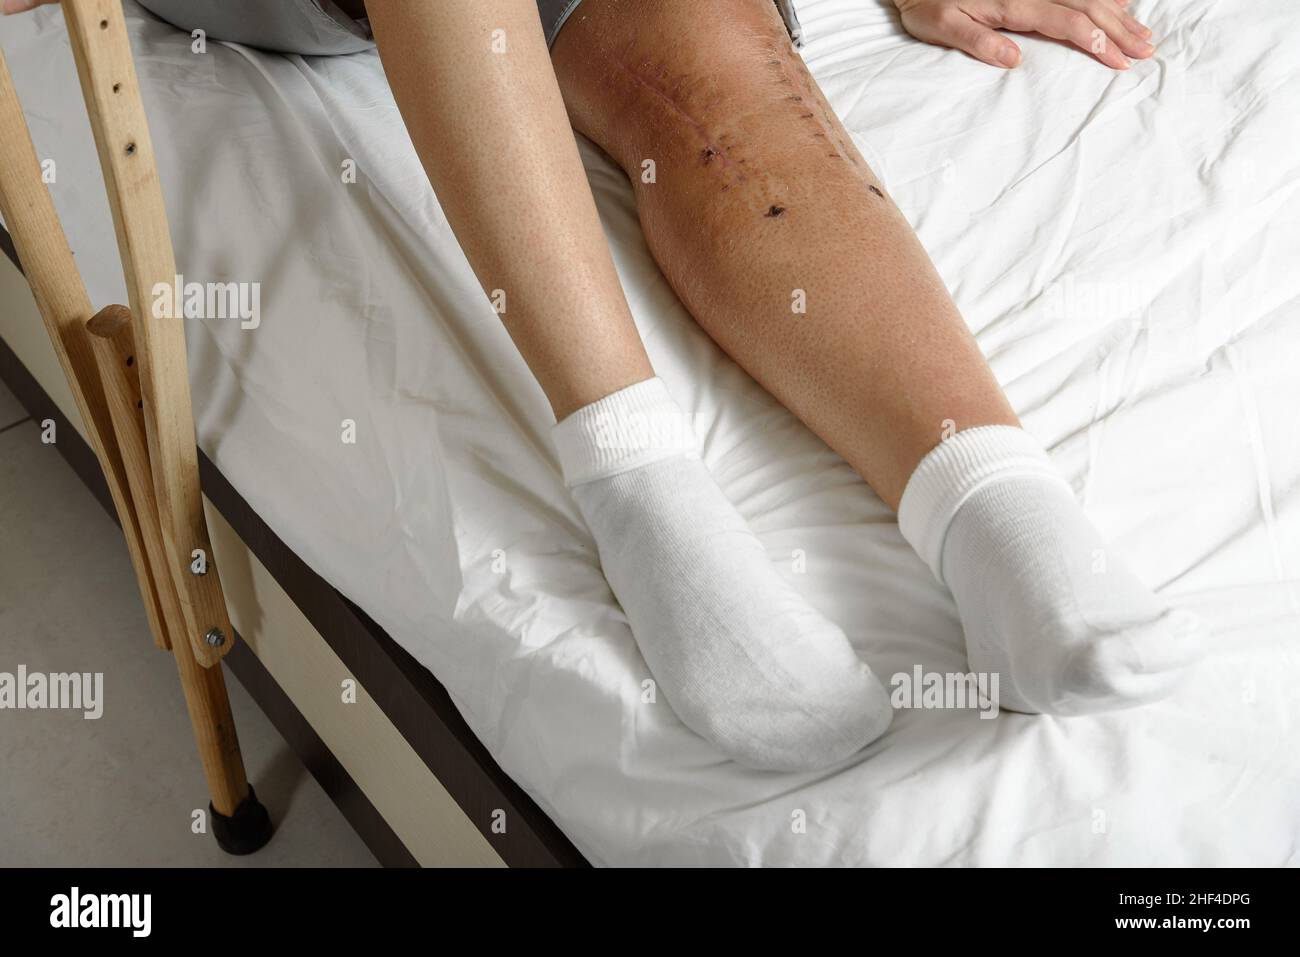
[
  {"xmin": 898, "ymin": 425, "xmax": 1204, "ymax": 715},
  {"xmin": 554, "ymin": 377, "xmax": 892, "ymax": 770}
]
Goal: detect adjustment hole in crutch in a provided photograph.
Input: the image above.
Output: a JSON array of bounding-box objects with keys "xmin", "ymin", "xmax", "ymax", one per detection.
[
  {"xmin": 112, "ymin": 83, "xmax": 121, "ymax": 94},
  {"xmin": 124, "ymin": 142, "xmax": 136, "ymax": 156},
  {"xmin": 126, "ymin": 355, "xmax": 134, "ymax": 366},
  {"xmin": 99, "ymin": 19, "xmax": 108, "ymax": 29}
]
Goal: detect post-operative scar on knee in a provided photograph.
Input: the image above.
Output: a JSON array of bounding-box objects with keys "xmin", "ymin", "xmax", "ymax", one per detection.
[{"xmin": 611, "ymin": 53, "xmax": 750, "ymax": 186}]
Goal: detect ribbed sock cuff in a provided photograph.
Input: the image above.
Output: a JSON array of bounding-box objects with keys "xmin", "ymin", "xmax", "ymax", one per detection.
[
  {"xmin": 897, "ymin": 425, "xmax": 1070, "ymax": 581},
  {"xmin": 552, "ymin": 377, "xmax": 700, "ymax": 487}
]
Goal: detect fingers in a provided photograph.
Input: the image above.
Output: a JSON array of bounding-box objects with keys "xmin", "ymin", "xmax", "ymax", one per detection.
[
  {"xmin": 901, "ymin": 4, "xmax": 1024, "ymax": 68},
  {"xmin": 988, "ymin": 0, "xmax": 1132, "ymax": 69},
  {"xmin": 1055, "ymin": 0, "xmax": 1156, "ymax": 60},
  {"xmin": 1113, "ymin": 1, "xmax": 1152, "ymax": 40},
  {"xmin": 899, "ymin": 0, "xmax": 1157, "ymax": 72}
]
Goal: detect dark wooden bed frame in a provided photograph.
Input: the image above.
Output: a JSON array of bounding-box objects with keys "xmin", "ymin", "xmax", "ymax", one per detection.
[{"xmin": 0, "ymin": 224, "xmax": 588, "ymax": 868}]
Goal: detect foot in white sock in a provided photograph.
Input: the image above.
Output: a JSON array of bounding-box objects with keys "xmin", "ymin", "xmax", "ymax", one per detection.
[
  {"xmin": 554, "ymin": 378, "xmax": 892, "ymax": 770},
  {"xmin": 899, "ymin": 426, "xmax": 1205, "ymax": 715}
]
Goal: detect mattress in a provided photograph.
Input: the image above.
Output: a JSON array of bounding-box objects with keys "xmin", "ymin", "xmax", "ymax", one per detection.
[{"xmin": 3, "ymin": 0, "xmax": 1297, "ymax": 866}]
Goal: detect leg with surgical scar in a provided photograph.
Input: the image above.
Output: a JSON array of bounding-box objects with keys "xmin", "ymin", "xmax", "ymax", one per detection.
[{"xmin": 552, "ymin": 0, "xmax": 1205, "ymax": 714}]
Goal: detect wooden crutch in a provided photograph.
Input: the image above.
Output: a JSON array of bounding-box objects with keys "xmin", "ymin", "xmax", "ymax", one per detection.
[{"xmin": 0, "ymin": 0, "xmax": 271, "ymax": 853}]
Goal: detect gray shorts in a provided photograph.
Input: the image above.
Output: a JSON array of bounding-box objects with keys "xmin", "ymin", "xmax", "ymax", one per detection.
[{"xmin": 134, "ymin": 0, "xmax": 803, "ymax": 56}]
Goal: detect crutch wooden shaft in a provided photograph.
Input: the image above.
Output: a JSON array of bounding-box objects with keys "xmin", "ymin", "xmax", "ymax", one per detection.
[
  {"xmin": 61, "ymin": 0, "xmax": 230, "ymax": 668},
  {"xmin": 170, "ymin": 604, "xmax": 248, "ymax": 817},
  {"xmin": 87, "ymin": 305, "xmax": 248, "ymax": 815},
  {"xmin": 0, "ymin": 49, "xmax": 169, "ymax": 653},
  {"xmin": 86, "ymin": 305, "xmax": 186, "ymax": 641}
]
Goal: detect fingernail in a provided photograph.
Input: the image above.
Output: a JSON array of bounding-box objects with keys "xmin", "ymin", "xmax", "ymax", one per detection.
[
  {"xmin": 998, "ymin": 45, "xmax": 1021, "ymax": 68},
  {"xmin": 1138, "ymin": 42, "xmax": 1155, "ymax": 56},
  {"xmin": 1118, "ymin": 58, "xmax": 1131, "ymax": 70}
]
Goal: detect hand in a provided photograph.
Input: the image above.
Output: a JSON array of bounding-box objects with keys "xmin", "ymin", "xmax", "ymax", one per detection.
[
  {"xmin": 1, "ymin": 0, "xmax": 59, "ymax": 13},
  {"xmin": 893, "ymin": 0, "xmax": 1155, "ymax": 71}
]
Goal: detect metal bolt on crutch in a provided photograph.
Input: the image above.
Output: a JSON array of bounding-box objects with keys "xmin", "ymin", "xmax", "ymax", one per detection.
[{"xmin": 0, "ymin": 0, "xmax": 272, "ymax": 855}]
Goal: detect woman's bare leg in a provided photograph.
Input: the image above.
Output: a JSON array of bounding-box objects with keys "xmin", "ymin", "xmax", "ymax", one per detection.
[
  {"xmin": 365, "ymin": 0, "xmax": 892, "ymax": 768},
  {"xmin": 551, "ymin": 0, "xmax": 1204, "ymax": 713},
  {"xmin": 552, "ymin": 0, "xmax": 1016, "ymax": 510},
  {"xmin": 367, "ymin": 0, "xmax": 650, "ymax": 420}
]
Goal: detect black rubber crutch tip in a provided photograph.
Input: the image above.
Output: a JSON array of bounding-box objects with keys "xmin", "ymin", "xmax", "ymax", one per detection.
[{"xmin": 210, "ymin": 784, "xmax": 274, "ymax": 855}]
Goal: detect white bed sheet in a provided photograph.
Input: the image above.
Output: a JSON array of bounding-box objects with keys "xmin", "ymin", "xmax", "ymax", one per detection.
[{"xmin": 3, "ymin": 0, "xmax": 1298, "ymax": 866}]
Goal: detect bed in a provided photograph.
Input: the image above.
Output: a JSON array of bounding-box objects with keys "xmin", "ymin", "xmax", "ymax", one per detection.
[{"xmin": 1, "ymin": 0, "xmax": 1297, "ymax": 866}]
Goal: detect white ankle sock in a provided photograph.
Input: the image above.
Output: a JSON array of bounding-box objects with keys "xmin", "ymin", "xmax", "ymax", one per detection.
[
  {"xmin": 554, "ymin": 377, "xmax": 892, "ymax": 770},
  {"xmin": 898, "ymin": 425, "xmax": 1204, "ymax": 715}
]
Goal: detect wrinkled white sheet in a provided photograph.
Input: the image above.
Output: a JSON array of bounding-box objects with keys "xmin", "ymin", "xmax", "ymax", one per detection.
[{"xmin": 4, "ymin": 0, "xmax": 1297, "ymax": 866}]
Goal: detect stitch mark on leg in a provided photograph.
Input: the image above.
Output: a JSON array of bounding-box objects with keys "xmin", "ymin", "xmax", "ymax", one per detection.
[
  {"xmin": 611, "ymin": 52, "xmax": 749, "ymax": 183},
  {"xmin": 868, "ymin": 184, "xmax": 884, "ymax": 197},
  {"xmin": 766, "ymin": 205, "xmax": 787, "ymax": 218},
  {"xmin": 771, "ymin": 48, "xmax": 860, "ymax": 167}
]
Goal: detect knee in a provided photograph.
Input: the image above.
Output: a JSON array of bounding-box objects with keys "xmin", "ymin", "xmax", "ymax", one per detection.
[
  {"xmin": 554, "ymin": 11, "xmax": 865, "ymax": 211},
  {"xmin": 553, "ymin": 1, "xmax": 815, "ymax": 157}
]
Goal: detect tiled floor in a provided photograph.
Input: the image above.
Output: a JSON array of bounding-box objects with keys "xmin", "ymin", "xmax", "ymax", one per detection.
[{"xmin": 0, "ymin": 377, "xmax": 375, "ymax": 866}]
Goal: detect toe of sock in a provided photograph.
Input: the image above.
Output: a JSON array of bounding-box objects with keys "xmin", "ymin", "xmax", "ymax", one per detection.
[
  {"xmin": 1051, "ymin": 608, "xmax": 1207, "ymax": 715},
  {"xmin": 687, "ymin": 663, "xmax": 894, "ymax": 773}
]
